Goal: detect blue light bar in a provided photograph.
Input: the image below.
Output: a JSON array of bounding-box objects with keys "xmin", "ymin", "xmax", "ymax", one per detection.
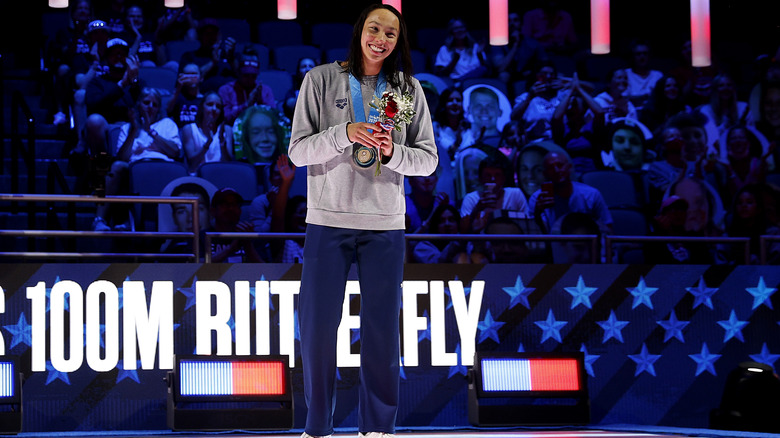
[{"xmin": 0, "ymin": 361, "xmax": 15, "ymax": 398}]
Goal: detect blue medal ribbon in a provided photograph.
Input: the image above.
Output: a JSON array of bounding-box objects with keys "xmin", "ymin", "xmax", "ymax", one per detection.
[{"xmin": 349, "ymin": 71, "xmax": 386, "ymax": 168}]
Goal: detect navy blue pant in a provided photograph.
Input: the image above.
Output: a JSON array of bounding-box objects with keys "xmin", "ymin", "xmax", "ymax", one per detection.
[{"xmin": 299, "ymin": 224, "xmax": 405, "ymax": 437}]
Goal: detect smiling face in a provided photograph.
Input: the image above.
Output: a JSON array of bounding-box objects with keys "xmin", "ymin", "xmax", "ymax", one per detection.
[
  {"xmin": 726, "ymin": 127, "xmax": 751, "ymax": 160},
  {"xmin": 445, "ymin": 90, "xmax": 464, "ymax": 118},
  {"xmin": 360, "ymin": 8, "xmax": 399, "ymax": 75},
  {"xmin": 610, "ymin": 70, "xmax": 628, "ymax": 95},
  {"xmin": 201, "ymin": 93, "xmax": 222, "ymax": 124},
  {"xmin": 468, "ymin": 90, "xmax": 500, "ymax": 133},
  {"xmin": 247, "ymin": 112, "xmax": 277, "ymax": 161},
  {"xmin": 663, "ymin": 77, "xmax": 679, "ymax": 101}
]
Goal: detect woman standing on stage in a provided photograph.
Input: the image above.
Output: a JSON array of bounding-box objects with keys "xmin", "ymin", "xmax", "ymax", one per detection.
[{"xmin": 288, "ymin": 4, "xmax": 438, "ymax": 438}]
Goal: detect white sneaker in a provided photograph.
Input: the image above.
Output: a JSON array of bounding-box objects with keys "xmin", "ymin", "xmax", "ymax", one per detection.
[
  {"xmin": 92, "ymin": 216, "xmax": 111, "ymax": 231},
  {"xmin": 301, "ymin": 433, "xmax": 331, "ymax": 438},
  {"xmin": 360, "ymin": 433, "xmax": 396, "ymax": 438}
]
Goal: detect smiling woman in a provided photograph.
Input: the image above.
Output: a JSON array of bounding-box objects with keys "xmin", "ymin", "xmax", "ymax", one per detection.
[{"xmin": 288, "ymin": 4, "xmax": 438, "ymax": 438}]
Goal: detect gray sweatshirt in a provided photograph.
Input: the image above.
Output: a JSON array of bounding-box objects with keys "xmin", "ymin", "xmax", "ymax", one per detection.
[{"xmin": 288, "ymin": 62, "xmax": 438, "ymax": 230}]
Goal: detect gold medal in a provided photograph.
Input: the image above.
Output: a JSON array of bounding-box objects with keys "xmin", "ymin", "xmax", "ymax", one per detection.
[{"xmin": 353, "ymin": 145, "xmax": 377, "ymax": 168}]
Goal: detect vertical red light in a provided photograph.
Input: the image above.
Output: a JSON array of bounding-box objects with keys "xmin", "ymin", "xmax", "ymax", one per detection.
[
  {"xmin": 278, "ymin": 0, "xmax": 297, "ymax": 20},
  {"xmin": 489, "ymin": 0, "xmax": 509, "ymax": 46},
  {"xmin": 590, "ymin": 0, "xmax": 610, "ymax": 54},
  {"xmin": 382, "ymin": 0, "xmax": 402, "ymax": 14},
  {"xmin": 690, "ymin": 0, "xmax": 711, "ymax": 67}
]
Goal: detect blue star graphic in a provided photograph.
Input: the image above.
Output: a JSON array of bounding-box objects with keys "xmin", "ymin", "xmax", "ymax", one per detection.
[
  {"xmin": 517, "ymin": 343, "xmax": 525, "ymax": 353},
  {"xmin": 628, "ymin": 343, "xmax": 662, "ymax": 377},
  {"xmin": 580, "ymin": 344, "xmax": 600, "ymax": 377},
  {"xmin": 477, "ymin": 310, "xmax": 505, "ymax": 344},
  {"xmin": 418, "ymin": 310, "xmax": 431, "ymax": 342},
  {"xmin": 717, "ymin": 310, "xmax": 748, "ymax": 343},
  {"xmin": 564, "ymin": 275, "xmax": 597, "ymax": 309},
  {"xmin": 689, "ymin": 342, "xmax": 721, "ymax": 376},
  {"xmin": 448, "ymin": 345, "xmax": 468, "ymax": 378},
  {"xmin": 534, "ymin": 309, "xmax": 567, "ymax": 344},
  {"xmin": 749, "ymin": 343, "xmax": 780, "ymax": 369},
  {"xmin": 446, "ymin": 278, "xmax": 471, "ymax": 311},
  {"xmin": 116, "ymin": 360, "xmax": 141, "ymax": 384},
  {"xmin": 3, "ymin": 313, "xmax": 33, "ymax": 350},
  {"xmin": 657, "ymin": 310, "xmax": 689, "ymax": 343},
  {"xmin": 502, "ymin": 275, "xmax": 535, "ymax": 309},
  {"xmin": 46, "ymin": 276, "xmax": 68, "ymax": 312},
  {"xmin": 117, "ymin": 276, "xmax": 129, "ymax": 310},
  {"xmin": 627, "ymin": 276, "xmax": 658, "ymax": 310},
  {"xmin": 597, "ymin": 310, "xmax": 629, "ymax": 344},
  {"xmin": 177, "ymin": 275, "xmax": 198, "ymax": 311},
  {"xmin": 746, "ymin": 276, "xmax": 776, "ymax": 310},
  {"xmin": 686, "ymin": 276, "xmax": 718, "ymax": 310},
  {"xmin": 351, "ymin": 328, "xmax": 360, "ymax": 345},
  {"xmin": 45, "ymin": 362, "xmax": 71, "ymax": 385}
]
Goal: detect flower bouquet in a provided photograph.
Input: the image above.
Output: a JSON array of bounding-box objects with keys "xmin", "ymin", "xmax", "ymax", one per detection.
[{"xmin": 369, "ymin": 91, "xmax": 415, "ymax": 176}]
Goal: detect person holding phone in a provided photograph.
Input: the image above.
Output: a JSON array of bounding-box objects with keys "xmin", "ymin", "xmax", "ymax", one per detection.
[
  {"xmin": 528, "ymin": 151, "xmax": 613, "ymax": 234},
  {"xmin": 167, "ymin": 63, "xmax": 203, "ymax": 128},
  {"xmin": 459, "ymin": 154, "xmax": 527, "ymax": 233}
]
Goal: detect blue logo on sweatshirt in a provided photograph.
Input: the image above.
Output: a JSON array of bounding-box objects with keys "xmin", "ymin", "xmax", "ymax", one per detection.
[{"xmin": 335, "ymin": 98, "xmax": 348, "ymax": 109}]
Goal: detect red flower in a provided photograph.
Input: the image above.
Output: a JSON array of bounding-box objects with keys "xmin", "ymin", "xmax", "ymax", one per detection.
[{"xmin": 385, "ymin": 98, "xmax": 398, "ymax": 119}]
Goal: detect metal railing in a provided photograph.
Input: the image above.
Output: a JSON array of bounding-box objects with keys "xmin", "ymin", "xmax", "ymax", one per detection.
[
  {"xmin": 605, "ymin": 235, "xmax": 751, "ymax": 265},
  {"xmin": 0, "ymin": 193, "xmax": 773, "ymax": 264},
  {"xmin": 204, "ymin": 232, "xmax": 601, "ymax": 264},
  {"xmin": 0, "ymin": 193, "xmax": 201, "ymax": 261}
]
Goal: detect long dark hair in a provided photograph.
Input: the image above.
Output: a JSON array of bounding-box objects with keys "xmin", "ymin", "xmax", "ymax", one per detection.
[
  {"xmin": 195, "ymin": 91, "xmax": 224, "ymax": 128},
  {"xmin": 343, "ymin": 4, "xmax": 414, "ymax": 90}
]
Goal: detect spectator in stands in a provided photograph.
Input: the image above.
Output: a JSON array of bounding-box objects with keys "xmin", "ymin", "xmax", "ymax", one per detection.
[
  {"xmin": 84, "ymin": 38, "xmax": 139, "ymax": 125},
  {"xmin": 411, "ymin": 204, "xmax": 470, "ymax": 264},
  {"xmin": 95, "ymin": 0, "xmax": 127, "ymax": 35},
  {"xmin": 283, "ymin": 57, "xmax": 317, "ymax": 120},
  {"xmin": 209, "ymin": 187, "xmax": 262, "ymax": 263},
  {"xmin": 511, "ymin": 61, "xmax": 567, "ymax": 142},
  {"xmin": 120, "ymin": 4, "xmax": 171, "ymax": 70},
  {"xmin": 178, "ymin": 18, "xmax": 236, "ymax": 92},
  {"xmin": 666, "ymin": 111, "xmax": 729, "ymax": 205},
  {"xmin": 521, "ymin": 0, "xmax": 578, "ymax": 54},
  {"xmin": 516, "ymin": 140, "xmax": 568, "ymax": 198},
  {"xmin": 645, "ymin": 194, "xmax": 717, "ymax": 264},
  {"xmin": 278, "ymin": 195, "xmax": 307, "ymax": 263},
  {"xmin": 461, "ymin": 85, "xmax": 506, "ymax": 148},
  {"xmin": 93, "ymin": 87, "xmax": 182, "ymax": 231},
  {"xmin": 490, "ymin": 11, "xmax": 547, "ymax": 88},
  {"xmin": 433, "ymin": 18, "xmax": 489, "ymax": 83},
  {"xmin": 623, "ymin": 40, "xmax": 664, "ymax": 111},
  {"xmin": 601, "ymin": 118, "xmax": 653, "ymax": 172},
  {"xmin": 155, "ymin": 1, "xmax": 197, "ymax": 45},
  {"xmin": 698, "ymin": 72, "xmax": 751, "ymax": 154},
  {"xmin": 167, "ymin": 63, "xmax": 203, "ymax": 128},
  {"xmin": 405, "ymin": 169, "xmax": 451, "ymax": 234},
  {"xmin": 640, "ymin": 74, "xmax": 691, "ymax": 135},
  {"xmin": 433, "ymin": 87, "xmax": 469, "ymax": 159},
  {"xmin": 472, "ymin": 217, "xmax": 531, "ymax": 263},
  {"xmin": 723, "ymin": 125, "xmax": 770, "ymax": 202},
  {"xmin": 725, "ymin": 183, "xmax": 780, "ymax": 264},
  {"xmin": 219, "ymin": 53, "xmax": 276, "ymax": 125},
  {"xmin": 528, "ymin": 151, "xmax": 613, "ymax": 233},
  {"xmin": 497, "ymin": 120, "xmax": 524, "ymax": 164},
  {"xmin": 668, "ymin": 176, "xmax": 725, "ymax": 235},
  {"xmin": 181, "ymin": 91, "xmax": 233, "ymax": 174},
  {"xmin": 160, "ymin": 180, "xmax": 212, "ymax": 258},
  {"xmin": 234, "ymin": 105, "xmax": 285, "ymax": 164},
  {"xmin": 460, "ymin": 154, "xmax": 527, "ymax": 234},
  {"xmin": 592, "ymin": 68, "xmax": 637, "ymax": 123},
  {"xmin": 552, "ymin": 211, "xmax": 601, "ymax": 264},
  {"xmin": 647, "ymin": 125, "xmax": 686, "ymax": 207},
  {"xmin": 753, "ymin": 81, "xmax": 780, "ymax": 167},
  {"xmin": 551, "ymin": 72, "xmax": 605, "ymax": 174},
  {"xmin": 75, "ymin": 37, "xmax": 141, "ymax": 169}
]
